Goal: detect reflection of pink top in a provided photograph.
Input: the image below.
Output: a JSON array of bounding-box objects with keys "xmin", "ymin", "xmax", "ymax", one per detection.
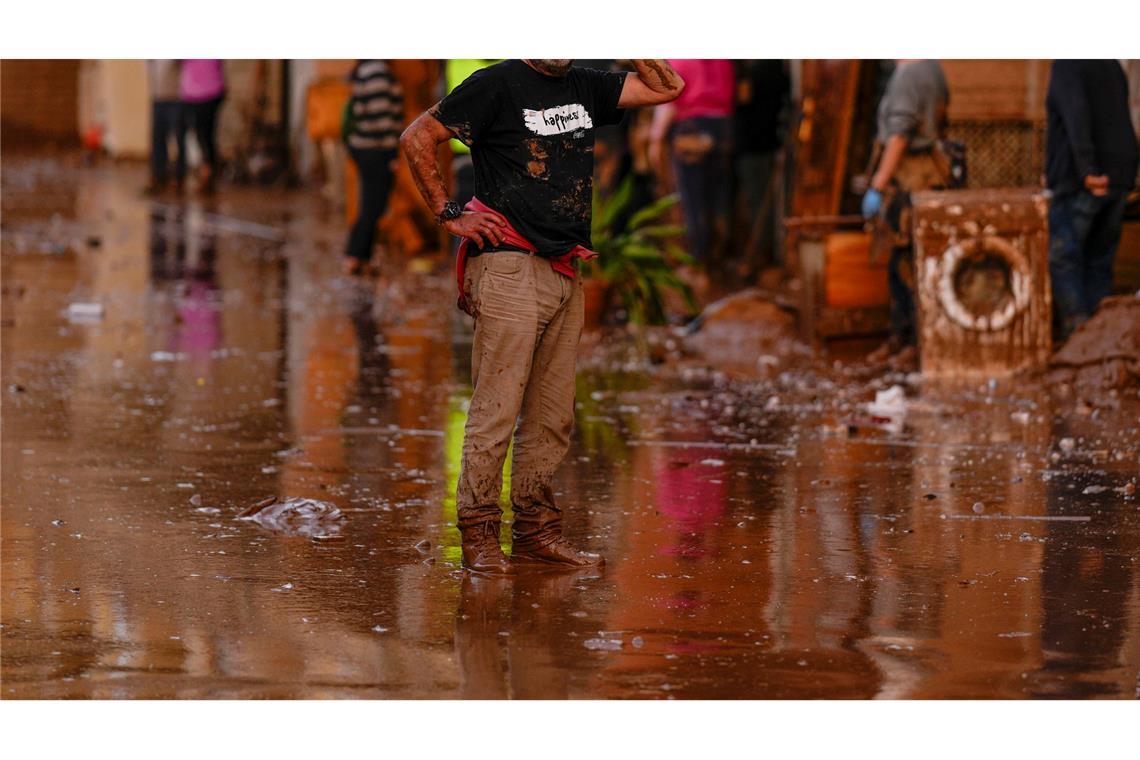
[
  {"xmin": 667, "ymin": 59, "xmax": 735, "ymax": 120},
  {"xmin": 180, "ymin": 60, "xmax": 225, "ymax": 103}
]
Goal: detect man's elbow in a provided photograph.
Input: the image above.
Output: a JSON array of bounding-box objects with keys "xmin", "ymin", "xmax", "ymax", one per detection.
[
  {"xmin": 400, "ymin": 122, "xmax": 433, "ymax": 164},
  {"xmin": 398, "ymin": 123, "xmax": 418, "ymax": 157},
  {"xmin": 658, "ymin": 77, "xmax": 685, "ymax": 104}
]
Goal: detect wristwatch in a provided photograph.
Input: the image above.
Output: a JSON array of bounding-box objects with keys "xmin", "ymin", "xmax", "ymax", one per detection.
[{"xmin": 436, "ymin": 201, "xmax": 463, "ymax": 226}]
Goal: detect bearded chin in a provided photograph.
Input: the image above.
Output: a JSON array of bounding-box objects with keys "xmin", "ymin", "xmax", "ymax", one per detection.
[{"xmin": 532, "ymin": 59, "xmax": 574, "ymax": 76}]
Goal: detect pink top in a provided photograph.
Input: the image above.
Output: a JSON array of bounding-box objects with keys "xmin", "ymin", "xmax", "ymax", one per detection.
[
  {"xmin": 180, "ymin": 59, "xmax": 225, "ymax": 103},
  {"xmin": 667, "ymin": 59, "xmax": 735, "ymax": 120}
]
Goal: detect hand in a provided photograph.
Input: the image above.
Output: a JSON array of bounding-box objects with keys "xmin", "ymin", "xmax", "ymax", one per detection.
[
  {"xmin": 862, "ymin": 188, "xmax": 884, "ymax": 220},
  {"xmin": 442, "ymin": 210, "xmax": 508, "ymax": 249},
  {"xmin": 1084, "ymin": 174, "xmax": 1109, "ymax": 197}
]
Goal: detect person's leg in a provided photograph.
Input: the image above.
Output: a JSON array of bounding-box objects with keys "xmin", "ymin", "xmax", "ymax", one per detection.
[
  {"xmin": 887, "ymin": 244, "xmax": 917, "ymax": 348},
  {"xmin": 344, "ymin": 148, "xmax": 394, "ymax": 269},
  {"xmin": 509, "ymin": 264, "xmax": 600, "ymax": 566},
  {"xmin": 1082, "ymin": 192, "xmax": 1127, "ymax": 316},
  {"xmin": 203, "ymin": 95, "xmax": 224, "ymax": 171},
  {"xmin": 706, "ymin": 118, "xmax": 734, "ymax": 270},
  {"xmin": 1048, "ymin": 192, "xmax": 1097, "ymax": 340},
  {"xmin": 671, "ymin": 121, "xmax": 709, "ymax": 263},
  {"xmin": 456, "ymin": 251, "xmax": 541, "ymax": 573},
  {"xmin": 150, "ymin": 101, "xmax": 171, "ymax": 187},
  {"xmin": 173, "ymin": 103, "xmax": 188, "ymax": 186}
]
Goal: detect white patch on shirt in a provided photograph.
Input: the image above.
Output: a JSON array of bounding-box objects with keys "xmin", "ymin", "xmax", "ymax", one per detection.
[{"xmin": 522, "ymin": 104, "xmax": 594, "ymax": 136}]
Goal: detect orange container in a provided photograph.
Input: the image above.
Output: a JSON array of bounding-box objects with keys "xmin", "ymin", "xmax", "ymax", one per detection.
[{"xmin": 823, "ymin": 231, "xmax": 889, "ymax": 308}]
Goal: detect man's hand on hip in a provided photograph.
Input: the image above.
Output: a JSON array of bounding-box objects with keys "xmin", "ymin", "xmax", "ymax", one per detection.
[
  {"xmin": 444, "ymin": 211, "xmax": 509, "ymax": 249},
  {"xmin": 1084, "ymin": 174, "xmax": 1109, "ymax": 197}
]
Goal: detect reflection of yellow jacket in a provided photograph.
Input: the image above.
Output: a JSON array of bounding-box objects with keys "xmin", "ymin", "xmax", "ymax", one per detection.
[{"xmin": 445, "ymin": 60, "xmax": 501, "ymax": 155}]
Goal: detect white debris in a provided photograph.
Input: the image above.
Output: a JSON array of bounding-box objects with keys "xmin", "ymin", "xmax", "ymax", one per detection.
[
  {"xmin": 67, "ymin": 302, "xmax": 104, "ymax": 323},
  {"xmin": 867, "ymin": 385, "xmax": 907, "ymax": 416},
  {"xmin": 583, "ymin": 638, "xmax": 623, "ymax": 651}
]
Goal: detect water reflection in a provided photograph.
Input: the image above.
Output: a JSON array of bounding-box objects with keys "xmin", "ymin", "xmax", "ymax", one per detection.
[{"xmin": 2, "ymin": 156, "xmax": 1138, "ymax": 699}]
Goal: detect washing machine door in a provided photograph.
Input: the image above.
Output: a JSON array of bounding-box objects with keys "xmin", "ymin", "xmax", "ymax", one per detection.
[{"xmin": 934, "ymin": 236, "xmax": 1032, "ymax": 332}]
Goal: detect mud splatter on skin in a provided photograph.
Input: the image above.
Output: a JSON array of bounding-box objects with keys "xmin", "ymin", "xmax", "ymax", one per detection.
[{"xmin": 637, "ymin": 59, "xmax": 680, "ymax": 92}]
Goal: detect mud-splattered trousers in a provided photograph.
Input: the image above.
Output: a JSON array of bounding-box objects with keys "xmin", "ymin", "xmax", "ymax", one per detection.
[{"xmin": 456, "ymin": 250, "xmax": 584, "ymax": 551}]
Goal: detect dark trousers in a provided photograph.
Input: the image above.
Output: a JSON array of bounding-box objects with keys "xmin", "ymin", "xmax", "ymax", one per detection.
[
  {"xmin": 736, "ymin": 150, "xmax": 779, "ymax": 266},
  {"xmin": 151, "ymin": 100, "xmax": 187, "ymax": 184},
  {"xmin": 888, "ymin": 244, "xmax": 917, "ymax": 347},
  {"xmin": 188, "ymin": 94, "xmax": 225, "ymax": 171},
  {"xmin": 345, "ymin": 147, "xmax": 397, "ymax": 263},
  {"xmin": 671, "ymin": 116, "xmax": 733, "ymax": 264},
  {"xmin": 1048, "ymin": 190, "xmax": 1127, "ymax": 340}
]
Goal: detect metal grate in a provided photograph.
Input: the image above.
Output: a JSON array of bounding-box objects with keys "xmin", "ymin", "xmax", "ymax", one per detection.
[{"xmin": 946, "ymin": 120, "xmax": 1046, "ymax": 189}]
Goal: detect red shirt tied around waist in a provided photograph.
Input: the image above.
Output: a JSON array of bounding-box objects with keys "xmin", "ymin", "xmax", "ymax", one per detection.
[{"xmin": 455, "ymin": 197, "xmax": 597, "ymax": 315}]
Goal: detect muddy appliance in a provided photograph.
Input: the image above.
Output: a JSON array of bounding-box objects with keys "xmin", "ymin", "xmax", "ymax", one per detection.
[{"xmin": 911, "ymin": 188, "xmax": 1051, "ymax": 376}]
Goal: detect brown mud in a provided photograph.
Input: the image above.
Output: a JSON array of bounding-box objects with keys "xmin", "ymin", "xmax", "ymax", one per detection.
[{"xmin": 2, "ymin": 154, "xmax": 1138, "ymax": 699}]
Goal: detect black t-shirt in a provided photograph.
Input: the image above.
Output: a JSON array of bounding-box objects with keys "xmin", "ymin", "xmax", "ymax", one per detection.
[{"xmin": 432, "ymin": 60, "xmax": 627, "ymax": 257}]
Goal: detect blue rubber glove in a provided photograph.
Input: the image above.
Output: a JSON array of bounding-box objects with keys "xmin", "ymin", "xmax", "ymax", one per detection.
[{"xmin": 862, "ymin": 188, "xmax": 883, "ymax": 220}]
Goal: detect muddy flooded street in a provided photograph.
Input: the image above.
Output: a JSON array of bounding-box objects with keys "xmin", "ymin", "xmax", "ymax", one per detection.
[{"xmin": 3, "ymin": 154, "xmax": 1138, "ymax": 699}]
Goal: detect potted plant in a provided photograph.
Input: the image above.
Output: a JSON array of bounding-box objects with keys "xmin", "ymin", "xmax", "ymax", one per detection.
[{"xmin": 584, "ymin": 175, "xmax": 697, "ymax": 326}]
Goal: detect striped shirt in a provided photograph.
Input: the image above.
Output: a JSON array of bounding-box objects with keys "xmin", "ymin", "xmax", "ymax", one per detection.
[{"xmin": 348, "ymin": 60, "xmax": 404, "ymax": 151}]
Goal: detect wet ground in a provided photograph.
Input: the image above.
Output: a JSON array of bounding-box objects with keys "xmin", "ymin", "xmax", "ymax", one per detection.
[{"xmin": 3, "ymin": 153, "xmax": 1139, "ymax": 699}]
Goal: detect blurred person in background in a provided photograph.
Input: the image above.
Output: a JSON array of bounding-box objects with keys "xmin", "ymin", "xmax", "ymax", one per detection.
[
  {"xmin": 733, "ymin": 59, "xmax": 790, "ymax": 273},
  {"xmin": 649, "ymin": 59, "xmax": 735, "ymax": 273},
  {"xmin": 145, "ymin": 60, "xmax": 186, "ymax": 195},
  {"xmin": 180, "ymin": 59, "xmax": 227, "ymax": 195},
  {"xmin": 861, "ymin": 59, "xmax": 951, "ymax": 363},
  {"xmin": 342, "ymin": 59, "xmax": 405, "ymax": 276},
  {"xmin": 1045, "ymin": 59, "xmax": 1139, "ymax": 341}
]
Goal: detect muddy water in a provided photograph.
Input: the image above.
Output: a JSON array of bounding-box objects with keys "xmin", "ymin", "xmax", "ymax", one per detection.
[{"xmin": 3, "ymin": 155, "xmax": 1138, "ymax": 699}]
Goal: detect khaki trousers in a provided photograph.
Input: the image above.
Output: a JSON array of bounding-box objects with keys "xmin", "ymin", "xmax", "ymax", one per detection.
[{"xmin": 456, "ymin": 250, "xmax": 583, "ymax": 550}]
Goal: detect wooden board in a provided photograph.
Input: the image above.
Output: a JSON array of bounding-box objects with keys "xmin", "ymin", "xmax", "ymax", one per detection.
[{"xmin": 791, "ymin": 60, "xmax": 862, "ymax": 218}]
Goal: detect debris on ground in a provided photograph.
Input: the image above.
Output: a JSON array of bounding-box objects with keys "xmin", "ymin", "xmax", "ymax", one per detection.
[
  {"xmin": 66, "ymin": 302, "xmax": 104, "ymax": 323},
  {"xmin": 680, "ymin": 289, "xmax": 802, "ymax": 374},
  {"xmin": 1049, "ymin": 295, "xmax": 1140, "ymax": 391},
  {"xmin": 237, "ymin": 496, "xmax": 345, "ymax": 538}
]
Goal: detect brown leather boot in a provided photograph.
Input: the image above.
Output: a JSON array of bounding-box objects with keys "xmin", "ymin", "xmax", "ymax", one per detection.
[
  {"xmin": 460, "ymin": 521, "xmax": 514, "ymax": 575},
  {"xmin": 511, "ymin": 506, "xmax": 604, "ymax": 568}
]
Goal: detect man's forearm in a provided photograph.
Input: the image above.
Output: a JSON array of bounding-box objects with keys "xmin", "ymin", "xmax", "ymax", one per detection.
[
  {"xmin": 399, "ymin": 114, "xmax": 451, "ymax": 216},
  {"xmin": 872, "ymin": 135, "xmax": 908, "ymax": 190},
  {"xmin": 631, "ymin": 59, "xmax": 682, "ymax": 94}
]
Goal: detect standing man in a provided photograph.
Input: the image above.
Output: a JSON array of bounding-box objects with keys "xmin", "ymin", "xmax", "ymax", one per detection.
[
  {"xmin": 400, "ymin": 60, "xmax": 684, "ymax": 573},
  {"xmin": 146, "ymin": 60, "xmax": 186, "ymax": 195},
  {"xmin": 1045, "ymin": 60, "xmax": 1138, "ymax": 341},
  {"xmin": 861, "ymin": 59, "xmax": 953, "ymax": 362}
]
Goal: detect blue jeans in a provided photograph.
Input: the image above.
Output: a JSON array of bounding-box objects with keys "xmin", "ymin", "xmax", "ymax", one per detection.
[
  {"xmin": 150, "ymin": 100, "xmax": 187, "ymax": 184},
  {"xmin": 671, "ymin": 117, "xmax": 733, "ymax": 263},
  {"xmin": 1048, "ymin": 190, "xmax": 1127, "ymax": 339}
]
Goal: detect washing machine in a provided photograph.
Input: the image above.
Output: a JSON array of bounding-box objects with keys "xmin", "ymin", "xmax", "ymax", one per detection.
[{"xmin": 911, "ymin": 188, "xmax": 1052, "ymax": 376}]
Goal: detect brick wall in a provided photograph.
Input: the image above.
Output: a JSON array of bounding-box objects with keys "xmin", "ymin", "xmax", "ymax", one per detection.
[{"xmin": 1, "ymin": 60, "xmax": 80, "ymax": 146}]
